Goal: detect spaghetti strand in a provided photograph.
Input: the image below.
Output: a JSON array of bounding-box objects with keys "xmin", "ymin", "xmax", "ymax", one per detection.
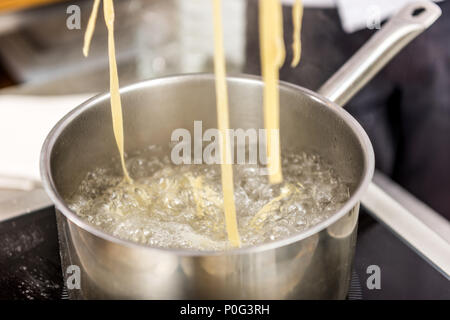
[
  {"xmin": 212, "ymin": 0, "xmax": 241, "ymax": 247},
  {"xmin": 103, "ymin": 0, "xmax": 132, "ymax": 183},
  {"xmin": 83, "ymin": 0, "xmax": 101, "ymax": 57}
]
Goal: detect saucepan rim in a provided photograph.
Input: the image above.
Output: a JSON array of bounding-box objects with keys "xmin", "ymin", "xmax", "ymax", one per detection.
[{"xmin": 40, "ymin": 73, "xmax": 375, "ymax": 257}]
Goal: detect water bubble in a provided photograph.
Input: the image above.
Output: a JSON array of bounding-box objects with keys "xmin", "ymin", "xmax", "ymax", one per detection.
[{"xmin": 68, "ymin": 147, "xmax": 351, "ymax": 251}]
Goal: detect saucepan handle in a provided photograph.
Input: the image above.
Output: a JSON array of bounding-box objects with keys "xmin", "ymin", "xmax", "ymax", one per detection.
[
  {"xmin": 317, "ymin": 1, "xmax": 450, "ymax": 278},
  {"xmin": 318, "ymin": 0, "xmax": 441, "ymax": 105},
  {"xmin": 364, "ymin": 172, "xmax": 450, "ymax": 279}
]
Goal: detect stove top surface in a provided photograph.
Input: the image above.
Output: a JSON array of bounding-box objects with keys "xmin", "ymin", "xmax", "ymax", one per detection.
[{"xmin": 0, "ymin": 207, "xmax": 448, "ymax": 300}]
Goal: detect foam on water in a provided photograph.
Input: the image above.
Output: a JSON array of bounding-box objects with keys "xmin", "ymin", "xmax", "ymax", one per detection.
[{"xmin": 68, "ymin": 146, "xmax": 351, "ymax": 251}]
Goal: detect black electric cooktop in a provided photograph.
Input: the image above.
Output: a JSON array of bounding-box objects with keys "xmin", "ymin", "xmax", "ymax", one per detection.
[{"xmin": 0, "ymin": 207, "xmax": 448, "ymax": 300}]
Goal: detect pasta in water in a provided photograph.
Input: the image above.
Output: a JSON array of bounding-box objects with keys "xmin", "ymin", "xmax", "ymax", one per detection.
[
  {"xmin": 81, "ymin": 0, "xmax": 306, "ymax": 248},
  {"xmin": 211, "ymin": 0, "xmax": 240, "ymax": 247}
]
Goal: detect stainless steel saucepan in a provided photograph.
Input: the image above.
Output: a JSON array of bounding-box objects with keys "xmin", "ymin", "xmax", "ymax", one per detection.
[{"xmin": 40, "ymin": 1, "xmax": 443, "ymax": 299}]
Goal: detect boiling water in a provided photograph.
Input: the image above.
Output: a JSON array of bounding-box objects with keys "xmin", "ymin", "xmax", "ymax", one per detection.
[
  {"xmin": 68, "ymin": 147, "xmax": 351, "ymax": 251},
  {"xmin": 80, "ymin": 0, "xmax": 307, "ymax": 250}
]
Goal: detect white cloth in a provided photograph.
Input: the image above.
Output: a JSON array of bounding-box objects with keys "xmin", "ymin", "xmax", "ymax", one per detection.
[{"xmin": 0, "ymin": 94, "xmax": 92, "ymax": 181}]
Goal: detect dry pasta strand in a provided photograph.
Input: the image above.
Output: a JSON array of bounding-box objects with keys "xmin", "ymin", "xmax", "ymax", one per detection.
[
  {"xmin": 275, "ymin": 0, "xmax": 286, "ymax": 68},
  {"xmin": 83, "ymin": 0, "xmax": 132, "ymax": 183},
  {"xmin": 291, "ymin": 0, "xmax": 304, "ymax": 67},
  {"xmin": 212, "ymin": 0, "xmax": 241, "ymax": 247}
]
